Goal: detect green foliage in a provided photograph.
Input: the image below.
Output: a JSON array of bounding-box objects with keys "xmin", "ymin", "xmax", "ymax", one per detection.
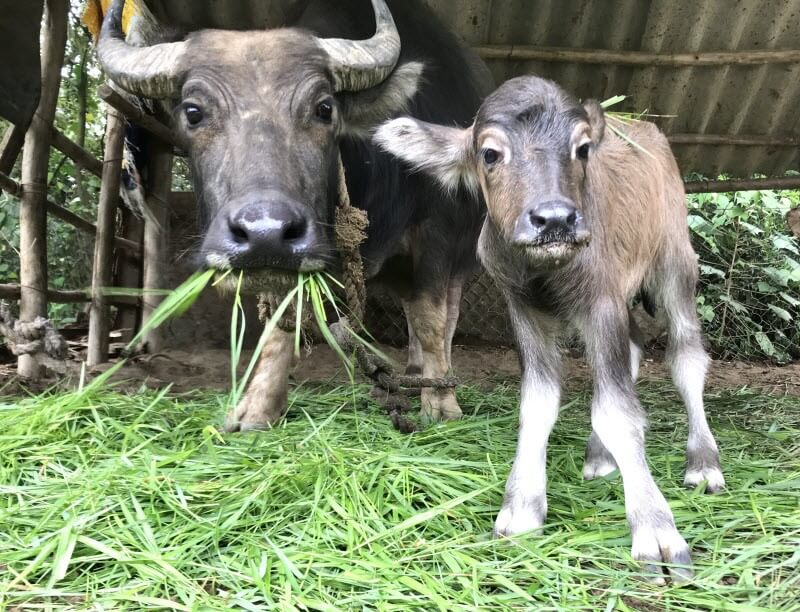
[
  {"xmin": 0, "ymin": 6, "xmax": 100, "ymax": 325},
  {"xmin": 0, "ymin": 383, "xmax": 798, "ymax": 608},
  {"xmin": 688, "ymin": 187, "xmax": 800, "ymax": 362}
]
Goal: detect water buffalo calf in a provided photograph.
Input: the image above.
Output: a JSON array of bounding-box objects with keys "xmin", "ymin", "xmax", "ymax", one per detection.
[{"xmin": 376, "ymin": 75, "xmax": 724, "ymax": 582}]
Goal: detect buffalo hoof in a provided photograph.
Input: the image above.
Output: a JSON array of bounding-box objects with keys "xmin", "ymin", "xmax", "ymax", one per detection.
[
  {"xmin": 420, "ymin": 389, "xmax": 462, "ymax": 424},
  {"xmin": 222, "ymin": 395, "xmax": 285, "ymax": 434}
]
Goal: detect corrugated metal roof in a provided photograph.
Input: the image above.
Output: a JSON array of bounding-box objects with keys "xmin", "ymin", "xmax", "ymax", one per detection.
[{"xmin": 140, "ymin": 0, "xmax": 800, "ymax": 177}]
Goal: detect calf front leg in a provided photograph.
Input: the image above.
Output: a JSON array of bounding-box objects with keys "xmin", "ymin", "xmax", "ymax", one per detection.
[
  {"xmin": 495, "ymin": 305, "xmax": 561, "ymax": 536},
  {"xmin": 584, "ymin": 303, "xmax": 692, "ymax": 583},
  {"xmin": 223, "ymin": 328, "xmax": 294, "ymax": 433},
  {"xmin": 584, "ymin": 315, "xmax": 643, "ymax": 480},
  {"xmin": 405, "ymin": 293, "xmax": 462, "ymax": 422}
]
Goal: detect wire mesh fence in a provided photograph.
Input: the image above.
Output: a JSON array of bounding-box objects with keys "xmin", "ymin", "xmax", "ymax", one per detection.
[{"xmin": 364, "ymin": 272, "xmax": 514, "ymax": 347}]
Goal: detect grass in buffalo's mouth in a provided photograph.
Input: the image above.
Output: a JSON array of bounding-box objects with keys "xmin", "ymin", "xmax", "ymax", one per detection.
[
  {"xmin": 122, "ymin": 268, "xmax": 381, "ymax": 409},
  {"xmin": 0, "ymin": 382, "xmax": 798, "ymax": 609}
]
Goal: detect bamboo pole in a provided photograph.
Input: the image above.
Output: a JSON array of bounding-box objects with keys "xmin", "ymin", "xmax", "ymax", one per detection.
[
  {"xmin": 0, "ymin": 170, "xmax": 141, "ymax": 256},
  {"xmin": 141, "ymin": 138, "xmax": 173, "ymax": 353},
  {"xmin": 50, "ymin": 128, "xmax": 103, "ymax": 177},
  {"xmin": 684, "ymin": 176, "xmax": 800, "ymax": 194},
  {"xmin": 0, "ymin": 284, "xmax": 138, "ymax": 306},
  {"xmin": 113, "ymin": 207, "xmax": 144, "ymax": 343},
  {"xmin": 98, "ymin": 84, "xmax": 179, "ymax": 148},
  {"xmin": 87, "ymin": 109, "xmax": 126, "ymax": 367},
  {"xmin": 17, "ymin": 0, "xmax": 68, "ymax": 379},
  {"xmin": 669, "ymin": 134, "xmax": 800, "ymax": 147},
  {"xmin": 474, "ymin": 45, "xmax": 800, "ymax": 66},
  {"xmin": 0, "ymin": 124, "xmax": 25, "ymax": 178}
]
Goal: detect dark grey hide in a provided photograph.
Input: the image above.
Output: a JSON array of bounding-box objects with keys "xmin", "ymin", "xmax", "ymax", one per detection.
[{"xmin": 98, "ymin": 0, "xmax": 492, "ymax": 429}]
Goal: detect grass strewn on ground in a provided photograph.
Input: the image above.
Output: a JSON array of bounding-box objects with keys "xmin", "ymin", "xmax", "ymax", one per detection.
[{"xmin": 0, "ymin": 379, "xmax": 798, "ymax": 610}]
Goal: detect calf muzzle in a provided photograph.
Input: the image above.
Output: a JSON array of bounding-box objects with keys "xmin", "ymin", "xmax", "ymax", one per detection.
[{"xmin": 514, "ymin": 199, "xmax": 589, "ymax": 246}]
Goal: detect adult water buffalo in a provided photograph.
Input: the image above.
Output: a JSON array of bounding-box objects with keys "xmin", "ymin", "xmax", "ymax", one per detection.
[
  {"xmin": 376, "ymin": 76, "xmax": 724, "ymax": 582},
  {"xmin": 98, "ymin": 0, "xmax": 492, "ymax": 430}
]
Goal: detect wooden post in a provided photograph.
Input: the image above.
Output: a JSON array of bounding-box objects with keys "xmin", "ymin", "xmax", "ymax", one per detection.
[
  {"xmin": 0, "ymin": 124, "xmax": 25, "ymax": 177},
  {"xmin": 141, "ymin": 138, "xmax": 173, "ymax": 353},
  {"xmin": 113, "ymin": 207, "xmax": 144, "ymax": 343},
  {"xmin": 87, "ymin": 109, "xmax": 125, "ymax": 367},
  {"xmin": 17, "ymin": 0, "xmax": 68, "ymax": 379}
]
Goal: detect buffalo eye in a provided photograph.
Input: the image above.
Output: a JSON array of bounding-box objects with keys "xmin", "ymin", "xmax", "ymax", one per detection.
[
  {"xmin": 184, "ymin": 104, "xmax": 204, "ymax": 127},
  {"xmin": 576, "ymin": 143, "xmax": 591, "ymax": 161},
  {"xmin": 315, "ymin": 99, "xmax": 334, "ymax": 123},
  {"xmin": 482, "ymin": 148, "xmax": 501, "ymax": 166}
]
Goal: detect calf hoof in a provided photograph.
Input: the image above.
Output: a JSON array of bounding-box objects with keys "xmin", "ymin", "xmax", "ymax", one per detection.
[
  {"xmin": 583, "ymin": 434, "xmax": 619, "ymax": 480},
  {"xmin": 493, "ymin": 497, "xmax": 546, "ymax": 537},
  {"xmin": 685, "ymin": 446, "xmax": 725, "ymax": 493},
  {"xmin": 631, "ymin": 523, "xmax": 694, "ymax": 585},
  {"xmin": 420, "ymin": 391, "xmax": 462, "ymax": 424},
  {"xmin": 684, "ymin": 465, "xmax": 725, "ymax": 493}
]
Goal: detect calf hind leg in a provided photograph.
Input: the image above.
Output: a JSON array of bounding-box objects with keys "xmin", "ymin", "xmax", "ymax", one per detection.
[{"xmin": 658, "ymin": 259, "xmax": 724, "ymax": 492}]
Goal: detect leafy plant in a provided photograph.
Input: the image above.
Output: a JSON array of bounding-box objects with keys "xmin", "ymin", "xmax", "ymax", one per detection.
[{"xmin": 688, "ymin": 184, "xmax": 800, "ymax": 362}]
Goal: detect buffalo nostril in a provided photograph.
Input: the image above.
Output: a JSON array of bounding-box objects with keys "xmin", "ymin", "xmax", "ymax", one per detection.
[
  {"xmin": 229, "ymin": 223, "xmax": 249, "ymax": 244},
  {"xmin": 282, "ymin": 218, "xmax": 308, "ymax": 242}
]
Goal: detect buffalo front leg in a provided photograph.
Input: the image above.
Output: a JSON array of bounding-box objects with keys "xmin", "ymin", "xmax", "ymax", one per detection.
[
  {"xmin": 584, "ymin": 301, "xmax": 693, "ymax": 583},
  {"xmin": 223, "ymin": 328, "xmax": 294, "ymax": 433},
  {"xmin": 494, "ymin": 305, "xmax": 561, "ymax": 536},
  {"xmin": 405, "ymin": 293, "xmax": 462, "ymax": 423}
]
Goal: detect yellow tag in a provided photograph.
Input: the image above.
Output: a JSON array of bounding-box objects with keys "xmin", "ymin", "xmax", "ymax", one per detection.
[{"xmin": 82, "ymin": 0, "xmax": 138, "ymax": 41}]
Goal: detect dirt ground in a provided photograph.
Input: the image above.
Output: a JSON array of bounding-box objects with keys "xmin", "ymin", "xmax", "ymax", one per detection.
[
  {"xmin": 2, "ymin": 343, "xmax": 800, "ymax": 397},
  {"xmin": 1, "ymin": 343, "xmax": 788, "ymax": 397}
]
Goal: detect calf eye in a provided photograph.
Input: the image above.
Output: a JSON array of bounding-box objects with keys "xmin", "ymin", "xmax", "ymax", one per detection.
[
  {"xmin": 316, "ymin": 99, "xmax": 334, "ymax": 123},
  {"xmin": 483, "ymin": 148, "xmax": 501, "ymax": 166},
  {"xmin": 184, "ymin": 104, "xmax": 204, "ymax": 127},
  {"xmin": 576, "ymin": 143, "xmax": 591, "ymax": 161}
]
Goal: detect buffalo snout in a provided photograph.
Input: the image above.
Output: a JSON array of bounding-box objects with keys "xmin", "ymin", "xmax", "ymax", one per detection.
[{"xmin": 202, "ymin": 193, "xmax": 326, "ymax": 271}]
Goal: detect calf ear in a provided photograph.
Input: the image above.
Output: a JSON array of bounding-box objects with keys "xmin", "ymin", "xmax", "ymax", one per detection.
[
  {"xmin": 373, "ymin": 117, "xmax": 476, "ymax": 193},
  {"xmin": 583, "ymin": 99, "xmax": 606, "ymax": 145},
  {"xmin": 339, "ymin": 62, "xmax": 425, "ymax": 137}
]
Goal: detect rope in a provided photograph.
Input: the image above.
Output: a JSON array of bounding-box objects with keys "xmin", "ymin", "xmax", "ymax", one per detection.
[
  {"xmin": 0, "ymin": 302, "xmax": 68, "ymax": 361},
  {"xmin": 333, "ymin": 154, "xmax": 369, "ymax": 321}
]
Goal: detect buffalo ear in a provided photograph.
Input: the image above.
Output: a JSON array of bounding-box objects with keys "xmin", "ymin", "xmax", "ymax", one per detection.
[
  {"xmin": 373, "ymin": 117, "xmax": 477, "ymax": 193},
  {"xmin": 583, "ymin": 99, "xmax": 606, "ymax": 146},
  {"xmin": 339, "ymin": 62, "xmax": 425, "ymax": 137}
]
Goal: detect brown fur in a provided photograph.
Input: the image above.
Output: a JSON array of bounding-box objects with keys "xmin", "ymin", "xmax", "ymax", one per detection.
[{"xmin": 788, "ymin": 207, "xmax": 800, "ymax": 239}]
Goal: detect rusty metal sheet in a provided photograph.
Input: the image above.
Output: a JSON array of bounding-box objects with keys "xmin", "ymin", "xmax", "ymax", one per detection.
[
  {"xmin": 0, "ymin": 0, "xmax": 44, "ymax": 127},
  {"xmin": 137, "ymin": 0, "xmax": 800, "ymax": 177}
]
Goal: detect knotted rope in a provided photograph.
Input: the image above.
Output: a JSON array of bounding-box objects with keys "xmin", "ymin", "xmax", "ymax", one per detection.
[{"xmin": 0, "ymin": 302, "xmax": 68, "ymax": 361}]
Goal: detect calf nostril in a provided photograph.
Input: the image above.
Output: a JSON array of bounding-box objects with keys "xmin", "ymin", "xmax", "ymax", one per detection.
[
  {"xmin": 566, "ymin": 212, "xmax": 577, "ymax": 226},
  {"xmin": 282, "ymin": 218, "xmax": 307, "ymax": 242},
  {"xmin": 531, "ymin": 214, "xmax": 548, "ymax": 228}
]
